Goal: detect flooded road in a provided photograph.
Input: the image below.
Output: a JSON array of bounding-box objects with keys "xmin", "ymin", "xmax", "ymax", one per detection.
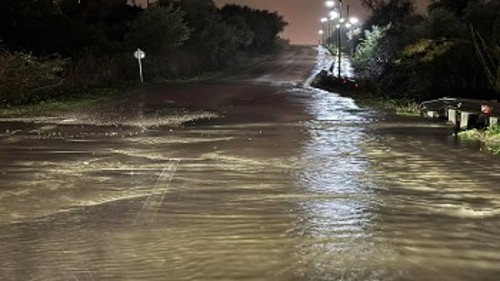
[{"xmin": 1, "ymin": 46, "xmax": 500, "ymax": 281}]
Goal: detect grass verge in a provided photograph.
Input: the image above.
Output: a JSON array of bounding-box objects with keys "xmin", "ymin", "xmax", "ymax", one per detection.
[
  {"xmin": 348, "ymin": 94, "xmax": 421, "ymax": 116},
  {"xmin": 0, "ymin": 87, "xmax": 126, "ymax": 118}
]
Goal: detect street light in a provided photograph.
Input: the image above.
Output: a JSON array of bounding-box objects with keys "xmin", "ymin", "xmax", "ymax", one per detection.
[
  {"xmin": 329, "ymin": 10, "xmax": 340, "ymax": 20},
  {"xmin": 349, "ymin": 17, "xmax": 359, "ymax": 25},
  {"xmin": 325, "ymin": 1, "xmax": 335, "ymax": 8},
  {"xmin": 324, "ymin": 1, "xmax": 339, "ymax": 50},
  {"xmin": 343, "ymin": 17, "xmax": 360, "ymax": 33},
  {"xmin": 324, "ymin": 0, "xmax": 344, "ymax": 77},
  {"xmin": 320, "ymin": 17, "xmax": 329, "ymax": 47},
  {"xmin": 321, "ymin": 0, "xmax": 360, "ymax": 76},
  {"xmin": 318, "ymin": 29, "xmax": 325, "ymax": 45}
]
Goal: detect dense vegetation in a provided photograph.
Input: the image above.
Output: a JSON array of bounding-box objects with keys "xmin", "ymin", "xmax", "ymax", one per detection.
[
  {"xmin": 352, "ymin": 0, "xmax": 500, "ymax": 102},
  {"xmin": 0, "ymin": 0, "xmax": 287, "ymax": 105}
]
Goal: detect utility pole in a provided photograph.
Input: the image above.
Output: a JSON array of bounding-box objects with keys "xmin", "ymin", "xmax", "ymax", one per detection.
[{"xmin": 337, "ymin": 0, "xmax": 343, "ymax": 78}]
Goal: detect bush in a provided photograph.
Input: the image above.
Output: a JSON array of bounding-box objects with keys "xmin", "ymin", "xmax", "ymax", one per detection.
[
  {"xmin": 126, "ymin": 6, "xmax": 190, "ymax": 56},
  {"xmin": 0, "ymin": 52, "xmax": 67, "ymax": 105},
  {"xmin": 64, "ymin": 51, "xmax": 137, "ymax": 87},
  {"xmin": 485, "ymin": 124, "xmax": 500, "ymax": 137}
]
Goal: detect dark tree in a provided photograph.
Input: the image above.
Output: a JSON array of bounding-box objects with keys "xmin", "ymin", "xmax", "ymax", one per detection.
[
  {"xmin": 219, "ymin": 5, "xmax": 287, "ymax": 50},
  {"xmin": 361, "ymin": 0, "xmax": 389, "ymax": 11},
  {"xmin": 57, "ymin": 0, "xmax": 141, "ymax": 54},
  {"xmin": 126, "ymin": 6, "xmax": 190, "ymax": 55},
  {"xmin": 355, "ymin": 0, "xmax": 500, "ymax": 100},
  {"xmin": 0, "ymin": 0, "xmax": 61, "ymax": 53},
  {"xmin": 354, "ymin": 0, "xmax": 422, "ymax": 97},
  {"xmin": 362, "ymin": 0, "xmax": 416, "ymax": 28},
  {"xmin": 428, "ymin": 0, "xmax": 480, "ymax": 17}
]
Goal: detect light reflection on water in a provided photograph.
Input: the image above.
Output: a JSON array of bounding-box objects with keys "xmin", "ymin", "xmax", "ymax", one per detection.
[{"xmin": 290, "ymin": 87, "xmax": 395, "ymax": 280}]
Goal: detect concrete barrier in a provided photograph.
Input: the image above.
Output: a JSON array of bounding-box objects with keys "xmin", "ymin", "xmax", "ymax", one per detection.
[
  {"xmin": 448, "ymin": 109, "xmax": 458, "ymax": 125},
  {"xmin": 491, "ymin": 117, "xmax": 499, "ymax": 127},
  {"xmin": 422, "ymin": 98, "xmax": 500, "ymax": 131},
  {"xmin": 460, "ymin": 111, "xmax": 480, "ymax": 130},
  {"xmin": 425, "ymin": 111, "xmax": 440, "ymax": 118}
]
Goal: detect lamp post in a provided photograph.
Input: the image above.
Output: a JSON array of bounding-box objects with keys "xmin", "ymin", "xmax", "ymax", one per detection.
[
  {"xmin": 320, "ymin": 17, "xmax": 328, "ymax": 47},
  {"xmin": 328, "ymin": 10, "xmax": 340, "ymax": 50},
  {"xmin": 318, "ymin": 29, "xmax": 325, "ymax": 45},
  {"xmin": 337, "ymin": 0, "xmax": 343, "ymax": 77},
  {"xmin": 346, "ymin": 17, "xmax": 360, "ymax": 56},
  {"xmin": 323, "ymin": 0, "xmax": 343, "ymax": 76},
  {"xmin": 325, "ymin": 1, "xmax": 336, "ymax": 48},
  {"xmin": 321, "ymin": 0, "xmax": 359, "ymax": 77}
]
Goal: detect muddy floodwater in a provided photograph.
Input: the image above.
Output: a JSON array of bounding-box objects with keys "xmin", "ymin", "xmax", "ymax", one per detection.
[{"xmin": 1, "ymin": 47, "xmax": 499, "ymax": 281}]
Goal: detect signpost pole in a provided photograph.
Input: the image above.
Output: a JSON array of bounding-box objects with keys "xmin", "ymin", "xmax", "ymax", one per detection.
[
  {"xmin": 134, "ymin": 48, "xmax": 146, "ymax": 84},
  {"xmin": 138, "ymin": 55, "xmax": 144, "ymax": 84}
]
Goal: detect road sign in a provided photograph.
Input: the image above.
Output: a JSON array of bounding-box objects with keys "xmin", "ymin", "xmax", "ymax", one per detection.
[
  {"xmin": 134, "ymin": 48, "xmax": 146, "ymax": 83},
  {"xmin": 134, "ymin": 49, "xmax": 146, "ymax": 60}
]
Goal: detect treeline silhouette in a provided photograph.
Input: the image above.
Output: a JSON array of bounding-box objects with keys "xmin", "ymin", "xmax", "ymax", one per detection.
[
  {"xmin": 0, "ymin": 0, "xmax": 287, "ymax": 104},
  {"xmin": 353, "ymin": 0, "xmax": 500, "ymax": 101}
]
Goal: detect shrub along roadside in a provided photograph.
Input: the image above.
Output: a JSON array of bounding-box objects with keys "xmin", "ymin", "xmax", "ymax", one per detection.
[
  {"xmin": 458, "ymin": 125, "xmax": 500, "ymax": 155},
  {"xmin": 0, "ymin": 87, "xmax": 125, "ymax": 118},
  {"xmin": 352, "ymin": 0, "xmax": 500, "ymax": 102},
  {"xmin": 0, "ymin": 52, "xmax": 67, "ymax": 105}
]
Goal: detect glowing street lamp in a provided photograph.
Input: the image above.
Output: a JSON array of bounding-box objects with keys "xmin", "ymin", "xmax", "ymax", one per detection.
[
  {"xmin": 329, "ymin": 10, "xmax": 340, "ymax": 20},
  {"xmin": 325, "ymin": 1, "xmax": 336, "ymax": 8},
  {"xmin": 319, "ymin": 29, "xmax": 325, "ymax": 45},
  {"xmin": 349, "ymin": 17, "xmax": 359, "ymax": 25},
  {"xmin": 343, "ymin": 17, "xmax": 360, "ymax": 30},
  {"xmin": 321, "ymin": 0, "xmax": 360, "ymax": 76},
  {"xmin": 320, "ymin": 17, "xmax": 329, "ymax": 47}
]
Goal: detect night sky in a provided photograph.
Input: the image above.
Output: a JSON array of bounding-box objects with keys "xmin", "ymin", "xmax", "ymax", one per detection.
[{"xmin": 214, "ymin": 0, "xmax": 431, "ymax": 45}]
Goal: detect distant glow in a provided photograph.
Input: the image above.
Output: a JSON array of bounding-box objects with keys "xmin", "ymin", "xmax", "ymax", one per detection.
[
  {"xmin": 214, "ymin": 0, "xmax": 386, "ymax": 44},
  {"xmin": 339, "ymin": 18, "xmax": 346, "ymax": 23},
  {"xmin": 349, "ymin": 17, "xmax": 359, "ymax": 24},
  {"xmin": 325, "ymin": 1, "xmax": 335, "ymax": 8},
  {"xmin": 336, "ymin": 24, "xmax": 341, "ymax": 28},
  {"xmin": 318, "ymin": 29, "xmax": 324, "ymax": 35},
  {"xmin": 320, "ymin": 17, "xmax": 328, "ymax": 23},
  {"xmin": 345, "ymin": 23, "xmax": 352, "ymax": 28},
  {"xmin": 329, "ymin": 10, "xmax": 340, "ymax": 19}
]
